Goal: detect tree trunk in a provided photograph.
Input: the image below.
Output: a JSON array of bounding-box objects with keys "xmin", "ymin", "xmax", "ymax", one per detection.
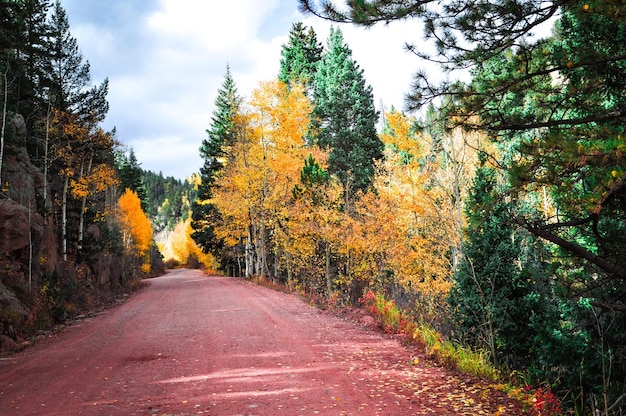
[
  {"xmin": 245, "ymin": 225, "xmax": 254, "ymax": 278},
  {"xmin": 77, "ymin": 155, "xmax": 93, "ymax": 255},
  {"xmin": 0, "ymin": 68, "xmax": 8, "ymax": 183},
  {"xmin": 453, "ymin": 167, "xmax": 463, "ymax": 269},
  {"xmin": 43, "ymin": 102, "xmax": 52, "ymax": 211},
  {"xmin": 255, "ymin": 224, "xmax": 263, "ymax": 278},
  {"xmin": 325, "ymin": 242, "xmax": 332, "ymax": 298},
  {"xmin": 286, "ymin": 250, "xmax": 293, "ymax": 287},
  {"xmin": 256, "ymin": 220, "xmax": 270, "ymax": 279},
  {"xmin": 62, "ymin": 175, "xmax": 69, "ymax": 261},
  {"xmin": 28, "ymin": 202, "xmax": 33, "ymax": 293}
]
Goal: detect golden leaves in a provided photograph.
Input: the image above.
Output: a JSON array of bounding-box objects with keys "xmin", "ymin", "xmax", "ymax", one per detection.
[
  {"xmin": 117, "ymin": 188, "xmax": 153, "ymax": 257},
  {"xmin": 159, "ymin": 218, "xmax": 216, "ymax": 269},
  {"xmin": 70, "ymin": 164, "xmax": 119, "ymax": 200},
  {"xmin": 213, "ymin": 80, "xmax": 318, "ymax": 254}
]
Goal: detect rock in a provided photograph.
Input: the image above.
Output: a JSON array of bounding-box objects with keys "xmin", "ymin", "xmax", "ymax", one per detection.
[
  {"xmin": 0, "ymin": 334, "xmax": 17, "ymax": 351},
  {"xmin": 0, "ymin": 280, "xmax": 28, "ymax": 318},
  {"xmin": 0, "ymin": 198, "xmax": 57, "ymax": 278},
  {"xmin": 0, "ymin": 280, "xmax": 29, "ymax": 346},
  {"xmin": 10, "ymin": 113, "xmax": 27, "ymax": 141},
  {"xmin": 0, "ymin": 199, "xmax": 42, "ymax": 255},
  {"xmin": 3, "ymin": 145, "xmax": 46, "ymax": 207}
]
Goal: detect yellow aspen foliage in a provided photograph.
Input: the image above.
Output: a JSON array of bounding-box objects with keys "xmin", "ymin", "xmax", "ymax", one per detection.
[
  {"xmin": 212, "ymin": 80, "xmax": 317, "ymax": 276},
  {"xmin": 161, "ymin": 218, "xmax": 216, "ymax": 270},
  {"xmin": 117, "ymin": 188, "xmax": 153, "ymax": 259},
  {"xmin": 248, "ymin": 80, "xmax": 314, "ymax": 206},
  {"xmin": 283, "ymin": 174, "xmax": 344, "ymax": 290},
  {"xmin": 354, "ymin": 110, "xmax": 460, "ymax": 318},
  {"xmin": 70, "ymin": 164, "xmax": 119, "ymax": 200}
]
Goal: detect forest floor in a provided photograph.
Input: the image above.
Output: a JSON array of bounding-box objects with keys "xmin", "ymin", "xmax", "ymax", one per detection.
[{"xmin": 0, "ymin": 269, "xmax": 525, "ymax": 415}]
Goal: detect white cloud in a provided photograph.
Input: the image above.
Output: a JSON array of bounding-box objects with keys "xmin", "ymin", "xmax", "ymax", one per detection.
[
  {"xmin": 72, "ymin": 24, "xmax": 115, "ymax": 64},
  {"xmin": 130, "ymin": 135, "xmax": 203, "ymax": 180},
  {"xmin": 147, "ymin": 0, "xmax": 281, "ymax": 52}
]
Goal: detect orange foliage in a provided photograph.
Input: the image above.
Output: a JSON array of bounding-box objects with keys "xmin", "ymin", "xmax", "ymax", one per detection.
[
  {"xmin": 282, "ymin": 173, "xmax": 344, "ymax": 287},
  {"xmin": 206, "ymin": 87, "xmax": 478, "ymax": 310},
  {"xmin": 117, "ymin": 188, "xmax": 153, "ymax": 259},
  {"xmin": 71, "ymin": 164, "xmax": 119, "ymax": 200}
]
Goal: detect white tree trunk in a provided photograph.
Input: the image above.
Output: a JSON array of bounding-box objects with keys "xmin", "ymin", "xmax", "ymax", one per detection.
[
  {"xmin": 77, "ymin": 156, "xmax": 93, "ymax": 254},
  {"xmin": 0, "ymin": 69, "xmax": 8, "ymax": 183},
  {"xmin": 62, "ymin": 175, "xmax": 69, "ymax": 261},
  {"xmin": 245, "ymin": 226, "xmax": 254, "ymax": 278},
  {"xmin": 325, "ymin": 242, "xmax": 332, "ymax": 298},
  {"xmin": 43, "ymin": 101, "xmax": 51, "ymax": 210}
]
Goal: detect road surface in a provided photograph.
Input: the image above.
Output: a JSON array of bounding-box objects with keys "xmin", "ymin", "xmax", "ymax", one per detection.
[{"xmin": 0, "ymin": 269, "xmax": 522, "ymax": 415}]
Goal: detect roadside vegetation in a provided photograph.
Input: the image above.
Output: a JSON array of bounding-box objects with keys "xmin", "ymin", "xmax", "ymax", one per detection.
[
  {"xmin": 190, "ymin": 3, "xmax": 626, "ymax": 414},
  {"xmin": 0, "ymin": 1, "xmax": 165, "ymax": 347}
]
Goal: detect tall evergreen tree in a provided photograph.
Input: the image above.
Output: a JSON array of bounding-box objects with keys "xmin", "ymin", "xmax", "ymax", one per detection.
[
  {"xmin": 41, "ymin": 1, "xmax": 109, "ymax": 261},
  {"xmin": 448, "ymin": 153, "xmax": 537, "ymax": 366},
  {"xmin": 0, "ymin": 0, "xmax": 51, "ymax": 149},
  {"xmin": 0, "ymin": 1, "xmax": 22, "ymax": 52},
  {"xmin": 313, "ymin": 27, "xmax": 382, "ymax": 204},
  {"xmin": 300, "ymin": 0, "xmax": 626, "ymax": 280},
  {"xmin": 119, "ymin": 148, "xmax": 148, "ymax": 211},
  {"xmin": 43, "ymin": 1, "xmax": 108, "ymax": 121},
  {"xmin": 191, "ymin": 65, "xmax": 242, "ymax": 255},
  {"xmin": 14, "ymin": 0, "xmax": 51, "ymax": 123},
  {"xmin": 278, "ymin": 22, "xmax": 323, "ymax": 94}
]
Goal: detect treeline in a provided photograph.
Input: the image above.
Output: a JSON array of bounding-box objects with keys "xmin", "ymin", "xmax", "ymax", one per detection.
[
  {"xmin": 118, "ymin": 149, "xmax": 204, "ymax": 268},
  {"xmin": 0, "ymin": 0, "xmax": 162, "ymax": 343},
  {"xmin": 192, "ymin": 5, "xmax": 626, "ymax": 412},
  {"xmin": 117, "ymin": 147, "xmax": 196, "ymax": 233},
  {"xmin": 143, "ymin": 170, "xmax": 195, "ymax": 233}
]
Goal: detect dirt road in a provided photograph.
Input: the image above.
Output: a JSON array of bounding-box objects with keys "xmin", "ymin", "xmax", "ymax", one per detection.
[{"xmin": 0, "ymin": 269, "xmax": 522, "ymax": 415}]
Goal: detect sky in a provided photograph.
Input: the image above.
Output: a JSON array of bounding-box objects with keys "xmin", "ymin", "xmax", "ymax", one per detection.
[{"xmin": 60, "ymin": 0, "xmax": 431, "ymax": 180}]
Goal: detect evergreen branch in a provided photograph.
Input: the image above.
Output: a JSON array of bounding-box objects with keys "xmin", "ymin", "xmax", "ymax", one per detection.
[
  {"xmin": 493, "ymin": 108, "xmax": 626, "ymax": 131},
  {"xmin": 521, "ymin": 219, "xmax": 626, "ymax": 280}
]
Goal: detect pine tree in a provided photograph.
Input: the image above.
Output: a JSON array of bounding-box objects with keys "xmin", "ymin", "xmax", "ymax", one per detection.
[
  {"xmin": 448, "ymin": 153, "xmax": 536, "ymax": 366},
  {"xmin": 300, "ymin": 0, "xmax": 626, "ymax": 280},
  {"xmin": 18, "ymin": 0, "xmax": 53, "ymax": 121},
  {"xmin": 119, "ymin": 148, "xmax": 148, "ymax": 211},
  {"xmin": 1, "ymin": 0, "xmax": 51, "ymax": 166},
  {"xmin": 42, "ymin": 1, "xmax": 109, "ymax": 261},
  {"xmin": 278, "ymin": 22, "xmax": 323, "ymax": 94},
  {"xmin": 43, "ymin": 2, "xmax": 89, "ymax": 113},
  {"xmin": 313, "ymin": 27, "xmax": 383, "ymax": 205},
  {"xmin": 191, "ymin": 65, "xmax": 242, "ymax": 255}
]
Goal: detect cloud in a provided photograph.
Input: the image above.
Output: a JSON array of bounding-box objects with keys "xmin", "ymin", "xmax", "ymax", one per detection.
[
  {"xmin": 130, "ymin": 135, "xmax": 203, "ymax": 179},
  {"xmin": 299, "ymin": 16, "xmax": 450, "ymax": 115},
  {"xmin": 147, "ymin": 0, "xmax": 281, "ymax": 52}
]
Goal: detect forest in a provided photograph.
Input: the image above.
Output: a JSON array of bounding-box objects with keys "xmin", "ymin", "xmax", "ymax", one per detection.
[
  {"xmin": 0, "ymin": 1, "xmax": 174, "ymax": 349},
  {"xmin": 188, "ymin": 1, "xmax": 626, "ymax": 414},
  {"xmin": 1, "ymin": 0, "xmax": 625, "ymax": 414}
]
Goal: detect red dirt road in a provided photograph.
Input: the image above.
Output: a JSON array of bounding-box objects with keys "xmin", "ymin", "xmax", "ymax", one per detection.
[{"xmin": 0, "ymin": 269, "xmax": 523, "ymax": 415}]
